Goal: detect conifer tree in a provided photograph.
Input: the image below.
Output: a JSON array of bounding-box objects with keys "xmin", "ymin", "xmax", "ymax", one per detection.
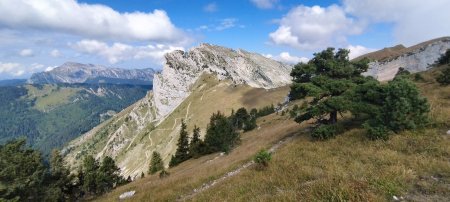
[
  {"xmin": 149, "ymin": 151, "xmax": 164, "ymax": 174},
  {"xmin": 46, "ymin": 149, "xmax": 73, "ymax": 201},
  {"xmin": 169, "ymin": 120, "xmax": 190, "ymax": 167},
  {"xmin": 189, "ymin": 126, "xmax": 207, "ymax": 158},
  {"xmin": 82, "ymin": 155, "xmax": 99, "ymax": 194},
  {"xmin": 204, "ymin": 111, "xmax": 240, "ymax": 153},
  {"xmin": 289, "ymin": 48, "xmax": 369, "ymax": 139}
]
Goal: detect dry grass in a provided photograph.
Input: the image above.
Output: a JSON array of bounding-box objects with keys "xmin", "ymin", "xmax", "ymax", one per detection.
[
  {"xmin": 94, "ymin": 115, "xmax": 302, "ymax": 202},
  {"xmin": 94, "ymin": 68, "xmax": 450, "ymax": 201}
]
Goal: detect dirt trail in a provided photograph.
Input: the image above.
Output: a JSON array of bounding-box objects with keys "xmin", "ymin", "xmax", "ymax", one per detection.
[
  {"xmin": 143, "ymin": 102, "xmax": 192, "ymax": 158},
  {"xmin": 178, "ymin": 131, "xmax": 301, "ymax": 201}
]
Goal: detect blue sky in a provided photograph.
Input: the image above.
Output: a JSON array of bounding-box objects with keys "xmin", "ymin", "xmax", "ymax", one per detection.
[{"xmin": 0, "ymin": 0, "xmax": 449, "ymax": 79}]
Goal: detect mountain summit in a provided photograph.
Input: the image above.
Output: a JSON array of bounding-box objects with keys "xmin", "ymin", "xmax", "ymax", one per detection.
[
  {"xmin": 28, "ymin": 62, "xmax": 155, "ymax": 85},
  {"xmin": 153, "ymin": 43, "xmax": 292, "ymax": 118},
  {"xmin": 64, "ymin": 44, "xmax": 293, "ymax": 177}
]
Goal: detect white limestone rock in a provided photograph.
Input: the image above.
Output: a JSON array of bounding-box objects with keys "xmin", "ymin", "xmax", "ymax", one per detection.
[
  {"xmin": 364, "ymin": 37, "xmax": 450, "ymax": 81},
  {"xmin": 152, "ymin": 43, "xmax": 293, "ymax": 119}
]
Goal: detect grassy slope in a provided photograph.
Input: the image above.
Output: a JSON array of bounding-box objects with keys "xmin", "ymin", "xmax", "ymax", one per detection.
[
  {"xmin": 116, "ymin": 73, "xmax": 289, "ymax": 177},
  {"xmin": 94, "ymin": 67, "xmax": 449, "ymax": 201}
]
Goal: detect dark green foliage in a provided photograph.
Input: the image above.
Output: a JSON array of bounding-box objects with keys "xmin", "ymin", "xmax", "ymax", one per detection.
[
  {"xmin": 289, "ymin": 47, "xmax": 429, "ymax": 140},
  {"xmin": 373, "ymin": 78, "xmax": 429, "ymax": 133},
  {"xmin": 363, "ymin": 123, "xmax": 390, "ymax": 140},
  {"xmin": 311, "ymin": 124, "xmax": 343, "ymax": 140},
  {"xmin": 350, "ymin": 77, "xmax": 430, "ymax": 139},
  {"xmin": 436, "ymin": 66, "xmax": 450, "ymax": 85},
  {"xmin": 82, "ymin": 155, "xmax": 99, "ymax": 194},
  {"xmin": 46, "ymin": 149, "xmax": 75, "ymax": 201},
  {"xmin": 0, "ymin": 83, "xmax": 151, "ymax": 155},
  {"xmin": 414, "ymin": 73, "xmax": 425, "ymax": 82},
  {"xmin": 230, "ymin": 107, "xmax": 257, "ymax": 131},
  {"xmin": 0, "ymin": 140, "xmax": 86, "ymax": 201},
  {"xmin": 169, "ymin": 121, "xmax": 190, "ymax": 167},
  {"xmin": 394, "ymin": 67, "xmax": 410, "ymax": 79},
  {"xmin": 189, "ymin": 126, "xmax": 207, "ymax": 159},
  {"xmin": 97, "ymin": 156, "xmax": 122, "ymax": 193},
  {"xmin": 149, "ymin": 151, "xmax": 164, "ymax": 174},
  {"xmin": 230, "ymin": 108, "xmax": 249, "ymax": 129},
  {"xmin": 289, "ymin": 48, "xmax": 369, "ymax": 139},
  {"xmin": 437, "ymin": 49, "xmax": 450, "ymax": 65},
  {"xmin": 256, "ymin": 104, "xmax": 275, "ymax": 117},
  {"xmin": 80, "ymin": 155, "xmax": 125, "ymax": 195},
  {"xmin": 204, "ymin": 111, "xmax": 240, "ymax": 153},
  {"xmin": 0, "ymin": 139, "xmax": 46, "ymax": 201},
  {"xmin": 254, "ymin": 149, "xmax": 272, "ymax": 169}
]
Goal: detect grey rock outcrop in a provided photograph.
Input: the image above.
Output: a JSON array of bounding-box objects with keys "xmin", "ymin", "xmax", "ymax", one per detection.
[{"xmin": 364, "ymin": 37, "xmax": 450, "ymax": 81}]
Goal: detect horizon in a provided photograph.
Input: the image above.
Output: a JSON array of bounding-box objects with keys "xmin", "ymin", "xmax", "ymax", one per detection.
[{"xmin": 1, "ymin": 0, "xmax": 450, "ymax": 79}]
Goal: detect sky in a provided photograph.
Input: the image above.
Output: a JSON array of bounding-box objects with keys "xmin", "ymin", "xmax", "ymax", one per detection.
[{"xmin": 0, "ymin": 0, "xmax": 450, "ymax": 79}]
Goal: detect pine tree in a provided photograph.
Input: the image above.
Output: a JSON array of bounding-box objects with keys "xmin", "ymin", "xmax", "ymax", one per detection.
[
  {"xmin": 98, "ymin": 156, "xmax": 122, "ymax": 193},
  {"xmin": 46, "ymin": 149, "xmax": 73, "ymax": 201},
  {"xmin": 189, "ymin": 126, "xmax": 206, "ymax": 158},
  {"xmin": 289, "ymin": 48, "xmax": 369, "ymax": 139},
  {"xmin": 204, "ymin": 111, "xmax": 240, "ymax": 153},
  {"xmin": 82, "ymin": 155, "xmax": 99, "ymax": 194},
  {"xmin": 436, "ymin": 66, "xmax": 450, "ymax": 85},
  {"xmin": 0, "ymin": 139, "xmax": 46, "ymax": 201},
  {"xmin": 169, "ymin": 120, "xmax": 191, "ymax": 167},
  {"xmin": 149, "ymin": 151, "xmax": 164, "ymax": 174}
]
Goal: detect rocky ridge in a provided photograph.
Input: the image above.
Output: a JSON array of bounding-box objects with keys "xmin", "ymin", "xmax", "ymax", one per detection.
[
  {"xmin": 363, "ymin": 37, "xmax": 450, "ymax": 81},
  {"xmin": 28, "ymin": 62, "xmax": 155, "ymax": 85},
  {"xmin": 152, "ymin": 43, "xmax": 292, "ymax": 119}
]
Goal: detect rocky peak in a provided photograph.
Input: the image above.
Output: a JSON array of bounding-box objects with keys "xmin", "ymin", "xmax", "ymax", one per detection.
[
  {"xmin": 152, "ymin": 44, "xmax": 293, "ymax": 119},
  {"xmin": 28, "ymin": 62, "xmax": 155, "ymax": 85}
]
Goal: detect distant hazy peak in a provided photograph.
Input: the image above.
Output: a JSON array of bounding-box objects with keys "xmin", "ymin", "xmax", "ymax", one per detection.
[{"xmin": 28, "ymin": 62, "xmax": 155, "ymax": 85}]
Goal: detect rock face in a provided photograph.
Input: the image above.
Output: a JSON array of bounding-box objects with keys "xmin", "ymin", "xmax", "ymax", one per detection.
[
  {"xmin": 153, "ymin": 43, "xmax": 292, "ymax": 119},
  {"xmin": 364, "ymin": 37, "xmax": 450, "ymax": 81},
  {"xmin": 28, "ymin": 62, "xmax": 155, "ymax": 85}
]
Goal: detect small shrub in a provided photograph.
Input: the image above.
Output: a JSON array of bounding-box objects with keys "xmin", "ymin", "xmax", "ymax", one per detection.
[
  {"xmin": 254, "ymin": 149, "xmax": 272, "ymax": 169},
  {"xmin": 414, "ymin": 73, "xmax": 425, "ymax": 82},
  {"xmin": 159, "ymin": 169, "xmax": 170, "ymax": 179},
  {"xmin": 311, "ymin": 124, "xmax": 341, "ymax": 140},
  {"xmin": 364, "ymin": 123, "xmax": 390, "ymax": 140},
  {"xmin": 436, "ymin": 66, "xmax": 450, "ymax": 85}
]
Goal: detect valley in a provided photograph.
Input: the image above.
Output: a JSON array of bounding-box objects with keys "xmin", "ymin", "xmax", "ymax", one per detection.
[{"xmin": 0, "ymin": 83, "xmax": 151, "ymax": 155}]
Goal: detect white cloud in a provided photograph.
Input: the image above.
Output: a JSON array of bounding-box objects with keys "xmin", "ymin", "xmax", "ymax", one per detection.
[
  {"xmin": 270, "ymin": 5, "xmax": 364, "ymax": 50},
  {"xmin": 19, "ymin": 49, "xmax": 34, "ymax": 57},
  {"xmin": 0, "ymin": 62, "xmax": 20, "ymax": 74},
  {"xmin": 264, "ymin": 52, "xmax": 309, "ymax": 64},
  {"xmin": 0, "ymin": 62, "xmax": 47, "ymax": 77},
  {"xmin": 250, "ymin": 0, "xmax": 278, "ymax": 9},
  {"xmin": 343, "ymin": 0, "xmax": 450, "ymax": 46},
  {"xmin": 204, "ymin": 2, "xmax": 218, "ymax": 13},
  {"xmin": 263, "ymin": 54, "xmax": 273, "ymax": 58},
  {"xmin": 346, "ymin": 45, "xmax": 376, "ymax": 60},
  {"xmin": 277, "ymin": 52, "xmax": 309, "ymax": 64},
  {"xmin": 216, "ymin": 18, "xmax": 238, "ymax": 31},
  {"xmin": 50, "ymin": 49, "xmax": 61, "ymax": 57},
  {"xmin": 72, "ymin": 39, "xmax": 184, "ymax": 64},
  {"xmin": 0, "ymin": 0, "xmax": 188, "ymax": 43}
]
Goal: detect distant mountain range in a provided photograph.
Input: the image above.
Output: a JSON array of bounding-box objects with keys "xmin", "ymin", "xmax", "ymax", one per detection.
[
  {"xmin": 28, "ymin": 62, "xmax": 156, "ymax": 85},
  {"xmin": 0, "ymin": 79, "xmax": 26, "ymax": 86}
]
